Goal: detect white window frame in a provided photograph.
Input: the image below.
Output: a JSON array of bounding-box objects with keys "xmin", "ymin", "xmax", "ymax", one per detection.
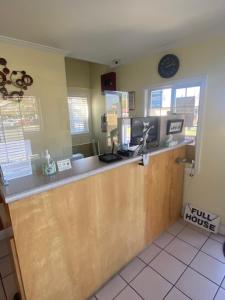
[
  {"xmin": 67, "ymin": 87, "xmax": 91, "ymax": 136},
  {"xmin": 144, "ymin": 76, "xmax": 207, "ymax": 174}
]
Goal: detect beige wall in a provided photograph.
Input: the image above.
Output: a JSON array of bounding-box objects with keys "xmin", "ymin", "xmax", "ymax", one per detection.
[
  {"xmin": 65, "ymin": 57, "xmax": 92, "ymax": 147},
  {"xmin": 64, "ymin": 57, "xmax": 110, "ymax": 149},
  {"xmin": 90, "ymin": 62, "xmax": 110, "ymax": 152},
  {"xmin": 0, "ymin": 41, "xmax": 72, "ymax": 160},
  {"xmin": 115, "ymin": 38, "xmax": 225, "ymax": 225},
  {"xmin": 65, "ymin": 57, "xmax": 90, "ymax": 89}
]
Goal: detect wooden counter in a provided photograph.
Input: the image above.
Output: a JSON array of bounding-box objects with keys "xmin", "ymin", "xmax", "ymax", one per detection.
[{"xmin": 7, "ymin": 146, "xmax": 186, "ymax": 300}]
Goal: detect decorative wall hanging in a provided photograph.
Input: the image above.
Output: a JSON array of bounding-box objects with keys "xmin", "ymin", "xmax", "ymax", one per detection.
[{"xmin": 0, "ymin": 57, "xmax": 33, "ymax": 101}]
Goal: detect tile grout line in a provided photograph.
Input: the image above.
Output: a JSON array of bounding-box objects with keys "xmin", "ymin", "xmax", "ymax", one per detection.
[
  {"xmin": 213, "ymin": 275, "xmax": 225, "ymax": 300},
  {"xmin": 1, "ymin": 271, "xmax": 16, "ymax": 280},
  {"xmin": 188, "ymin": 265, "xmax": 222, "ymax": 287},
  {"xmin": 121, "ymin": 231, "xmax": 180, "ymax": 300},
  {"xmin": 152, "ymin": 223, "xmax": 195, "ymax": 300},
  {"xmin": 163, "ymin": 234, "xmax": 213, "ymax": 300},
  {"xmin": 162, "ymin": 244, "xmax": 225, "ymax": 287},
  {"xmin": 0, "ymin": 254, "xmax": 11, "ymax": 261},
  {"xmin": 147, "ymin": 264, "xmax": 192, "ymax": 300},
  {"xmin": 164, "ymin": 225, "xmax": 225, "ymax": 298},
  {"xmin": 149, "ymin": 221, "xmax": 191, "ymax": 299},
  {"xmin": 94, "ymin": 221, "xmax": 225, "ymax": 300},
  {"xmin": 116, "ymin": 273, "xmax": 145, "ymax": 300},
  {"xmin": 161, "ymin": 221, "xmax": 210, "ymax": 299},
  {"xmin": 200, "ymin": 248, "xmax": 225, "ymax": 265},
  {"xmin": 173, "ymin": 235, "xmax": 225, "ymax": 265},
  {"xmin": 147, "ymin": 221, "xmax": 193, "ymax": 300},
  {"xmin": 95, "ymin": 221, "xmax": 187, "ymax": 299},
  {"xmin": 0, "ymin": 273, "xmax": 7, "ymax": 300},
  {"xmin": 159, "ymin": 245, "xmax": 225, "ymax": 287}
]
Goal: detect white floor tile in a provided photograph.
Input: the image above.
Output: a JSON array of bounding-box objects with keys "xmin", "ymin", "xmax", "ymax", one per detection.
[
  {"xmin": 210, "ymin": 233, "xmax": 225, "ymax": 244},
  {"xmin": 0, "ymin": 240, "xmax": 10, "ymax": 258},
  {"xmin": 178, "ymin": 218, "xmax": 187, "ymax": 226},
  {"xmin": 115, "ymin": 286, "xmax": 142, "ymax": 300},
  {"xmin": 96, "ymin": 275, "xmax": 126, "ymax": 300},
  {"xmin": 130, "ymin": 266, "xmax": 172, "ymax": 300},
  {"xmin": 178, "ymin": 227, "xmax": 208, "ymax": 249},
  {"xmin": 214, "ymin": 288, "xmax": 225, "ymax": 300},
  {"xmin": 138, "ymin": 244, "xmax": 161, "ymax": 264},
  {"xmin": 221, "ymin": 277, "xmax": 225, "ymax": 289},
  {"xmin": 191, "ymin": 251, "xmax": 225, "ymax": 285},
  {"xmin": 150, "ymin": 251, "xmax": 186, "ymax": 284},
  {"xmin": 0, "ymin": 281, "xmax": 6, "ymax": 300},
  {"xmin": 2, "ymin": 273, "xmax": 18, "ymax": 300},
  {"xmin": 120, "ymin": 257, "xmax": 145, "ymax": 282},
  {"xmin": 0, "ymin": 255, "xmax": 15, "ymax": 278},
  {"xmin": 187, "ymin": 223, "xmax": 211, "ymax": 236},
  {"xmin": 164, "ymin": 287, "xmax": 189, "ymax": 300},
  {"xmin": 201, "ymin": 239, "xmax": 225, "ymax": 263},
  {"xmin": 154, "ymin": 232, "xmax": 174, "ymax": 249},
  {"xmin": 165, "ymin": 237, "xmax": 198, "ymax": 264},
  {"xmin": 167, "ymin": 221, "xmax": 185, "ymax": 236},
  {"xmin": 176, "ymin": 268, "xmax": 218, "ymax": 300}
]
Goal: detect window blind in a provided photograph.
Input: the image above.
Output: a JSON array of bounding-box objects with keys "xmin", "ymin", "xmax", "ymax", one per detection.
[
  {"xmin": 68, "ymin": 96, "xmax": 89, "ymax": 134},
  {"xmin": 0, "ymin": 97, "xmax": 40, "ymax": 164},
  {"xmin": 0, "ymin": 101, "xmax": 27, "ymax": 164}
]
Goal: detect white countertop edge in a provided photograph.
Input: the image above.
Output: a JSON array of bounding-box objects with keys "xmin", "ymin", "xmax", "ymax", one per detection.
[
  {"xmin": 4, "ymin": 156, "xmax": 141, "ymax": 203},
  {"xmin": 3, "ymin": 141, "xmax": 192, "ymax": 204}
]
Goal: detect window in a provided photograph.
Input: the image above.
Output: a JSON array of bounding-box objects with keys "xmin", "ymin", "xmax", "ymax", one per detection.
[
  {"xmin": 0, "ymin": 97, "xmax": 40, "ymax": 165},
  {"xmin": 150, "ymin": 88, "xmax": 172, "ymax": 116},
  {"xmin": 68, "ymin": 96, "xmax": 89, "ymax": 135},
  {"xmin": 148, "ymin": 84, "xmax": 201, "ymax": 141},
  {"xmin": 105, "ymin": 91, "xmax": 129, "ymax": 146},
  {"xmin": 146, "ymin": 78, "xmax": 206, "ymax": 174},
  {"xmin": 0, "ymin": 97, "xmax": 41, "ymax": 180}
]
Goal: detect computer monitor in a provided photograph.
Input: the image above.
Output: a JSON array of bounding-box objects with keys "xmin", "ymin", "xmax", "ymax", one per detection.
[{"xmin": 130, "ymin": 117, "xmax": 159, "ymax": 146}]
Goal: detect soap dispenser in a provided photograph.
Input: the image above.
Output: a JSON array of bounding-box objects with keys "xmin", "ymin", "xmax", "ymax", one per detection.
[{"xmin": 42, "ymin": 150, "xmax": 57, "ymax": 176}]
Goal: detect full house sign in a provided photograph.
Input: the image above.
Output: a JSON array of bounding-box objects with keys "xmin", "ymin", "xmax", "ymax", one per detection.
[{"xmin": 184, "ymin": 203, "xmax": 220, "ymax": 233}]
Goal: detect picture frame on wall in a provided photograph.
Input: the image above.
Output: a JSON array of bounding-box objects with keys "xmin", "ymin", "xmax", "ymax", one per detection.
[
  {"xmin": 166, "ymin": 119, "xmax": 184, "ymax": 135},
  {"xmin": 128, "ymin": 91, "xmax": 135, "ymax": 111},
  {"xmin": 101, "ymin": 72, "xmax": 116, "ymax": 92}
]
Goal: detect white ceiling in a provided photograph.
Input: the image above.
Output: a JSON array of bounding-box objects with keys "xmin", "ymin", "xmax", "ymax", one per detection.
[{"xmin": 1, "ymin": 0, "xmax": 225, "ymax": 65}]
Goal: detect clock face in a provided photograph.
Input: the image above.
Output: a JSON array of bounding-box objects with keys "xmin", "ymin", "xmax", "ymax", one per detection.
[{"xmin": 158, "ymin": 54, "xmax": 179, "ymax": 78}]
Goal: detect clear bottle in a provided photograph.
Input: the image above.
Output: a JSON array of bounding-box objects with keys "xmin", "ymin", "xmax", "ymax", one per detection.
[{"xmin": 42, "ymin": 150, "xmax": 57, "ymax": 176}]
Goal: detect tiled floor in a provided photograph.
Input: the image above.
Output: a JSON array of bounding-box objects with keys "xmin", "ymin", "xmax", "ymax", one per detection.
[
  {"xmin": 89, "ymin": 219, "xmax": 225, "ymax": 300},
  {"xmin": 0, "ymin": 239, "xmax": 19, "ymax": 300}
]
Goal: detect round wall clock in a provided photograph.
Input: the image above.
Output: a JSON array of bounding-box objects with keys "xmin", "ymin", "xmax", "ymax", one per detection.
[{"xmin": 158, "ymin": 54, "xmax": 179, "ymax": 78}]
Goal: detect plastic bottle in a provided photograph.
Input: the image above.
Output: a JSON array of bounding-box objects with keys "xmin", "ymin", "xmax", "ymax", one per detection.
[{"xmin": 42, "ymin": 150, "xmax": 57, "ymax": 176}]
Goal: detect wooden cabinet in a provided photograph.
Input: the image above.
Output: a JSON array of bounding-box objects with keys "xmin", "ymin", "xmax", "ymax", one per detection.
[
  {"xmin": 145, "ymin": 147, "xmax": 186, "ymax": 243},
  {"xmin": 8, "ymin": 146, "xmax": 186, "ymax": 300},
  {"xmin": 10, "ymin": 239, "xmax": 26, "ymax": 300}
]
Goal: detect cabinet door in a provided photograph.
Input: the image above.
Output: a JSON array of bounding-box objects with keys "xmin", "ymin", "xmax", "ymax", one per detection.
[
  {"xmin": 145, "ymin": 146, "xmax": 186, "ymax": 243},
  {"xmin": 145, "ymin": 150, "xmax": 172, "ymax": 243}
]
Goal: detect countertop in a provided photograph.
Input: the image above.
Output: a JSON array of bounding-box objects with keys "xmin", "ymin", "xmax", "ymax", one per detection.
[{"xmin": 0, "ymin": 141, "xmax": 191, "ymax": 204}]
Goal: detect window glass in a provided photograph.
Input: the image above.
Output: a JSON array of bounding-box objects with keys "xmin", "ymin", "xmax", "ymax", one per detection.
[
  {"xmin": 68, "ymin": 96, "xmax": 89, "ymax": 135},
  {"xmin": 149, "ymin": 84, "xmax": 201, "ymax": 141},
  {"xmin": 150, "ymin": 88, "xmax": 171, "ymax": 116},
  {"xmin": 176, "ymin": 88, "xmax": 186, "ymax": 98},
  {"xmin": 0, "ymin": 97, "xmax": 40, "ymax": 165}
]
